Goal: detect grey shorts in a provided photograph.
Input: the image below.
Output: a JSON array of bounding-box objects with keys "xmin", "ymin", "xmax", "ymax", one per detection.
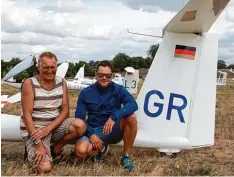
[
  {"xmin": 77, "ymin": 120, "xmax": 123, "ymax": 145},
  {"xmin": 23, "ymin": 118, "xmax": 75, "ymax": 167}
]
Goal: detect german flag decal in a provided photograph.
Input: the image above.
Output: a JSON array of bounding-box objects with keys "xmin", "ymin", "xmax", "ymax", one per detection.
[{"xmin": 174, "ymin": 45, "xmax": 196, "ymax": 60}]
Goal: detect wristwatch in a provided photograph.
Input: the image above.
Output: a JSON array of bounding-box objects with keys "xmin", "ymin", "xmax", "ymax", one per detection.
[{"xmin": 33, "ymin": 139, "xmax": 41, "ymax": 145}]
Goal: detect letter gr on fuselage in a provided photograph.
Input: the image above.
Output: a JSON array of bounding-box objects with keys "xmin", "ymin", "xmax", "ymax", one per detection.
[{"xmin": 144, "ymin": 90, "xmax": 187, "ymax": 123}]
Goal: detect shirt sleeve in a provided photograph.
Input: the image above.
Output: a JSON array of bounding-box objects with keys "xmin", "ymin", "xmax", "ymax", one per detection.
[
  {"xmin": 110, "ymin": 86, "xmax": 138, "ymax": 121},
  {"xmin": 75, "ymin": 90, "xmax": 94, "ymax": 137}
]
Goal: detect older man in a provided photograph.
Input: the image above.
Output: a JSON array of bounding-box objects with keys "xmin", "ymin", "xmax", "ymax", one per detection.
[
  {"xmin": 75, "ymin": 60, "xmax": 138, "ymax": 170},
  {"xmin": 21, "ymin": 52, "xmax": 86, "ymax": 174}
]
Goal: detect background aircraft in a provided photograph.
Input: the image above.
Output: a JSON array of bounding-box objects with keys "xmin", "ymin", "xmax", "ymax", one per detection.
[
  {"xmin": 230, "ymin": 68, "xmax": 234, "ymax": 80},
  {"xmin": 2, "ymin": 58, "xmax": 140, "ymax": 94},
  {"xmin": 217, "ymin": 71, "xmax": 227, "ymax": 85}
]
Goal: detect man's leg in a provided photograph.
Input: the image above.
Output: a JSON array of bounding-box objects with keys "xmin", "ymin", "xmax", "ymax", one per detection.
[
  {"xmin": 87, "ymin": 114, "xmax": 137, "ymax": 167},
  {"xmin": 120, "ymin": 113, "xmax": 137, "ymax": 154},
  {"xmin": 23, "ymin": 135, "xmax": 53, "ymax": 174},
  {"xmin": 75, "ymin": 126, "xmax": 110, "ymax": 162},
  {"xmin": 52, "ymin": 118, "xmax": 86, "ymax": 155},
  {"xmin": 75, "ymin": 137, "xmax": 94, "ymax": 160},
  {"xmin": 118, "ymin": 113, "xmax": 137, "ymax": 170},
  {"xmin": 37, "ymin": 161, "xmax": 53, "ymax": 174}
]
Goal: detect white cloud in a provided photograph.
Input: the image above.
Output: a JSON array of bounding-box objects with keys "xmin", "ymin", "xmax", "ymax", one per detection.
[
  {"xmin": 1, "ymin": 0, "xmax": 234, "ymax": 64},
  {"xmin": 219, "ymin": 46, "xmax": 234, "ymax": 57},
  {"xmin": 40, "ymin": 0, "xmax": 85, "ymax": 13},
  {"xmin": 1, "ymin": 31, "xmax": 63, "ymax": 45},
  {"xmin": 116, "ymin": 0, "xmax": 189, "ymax": 12}
]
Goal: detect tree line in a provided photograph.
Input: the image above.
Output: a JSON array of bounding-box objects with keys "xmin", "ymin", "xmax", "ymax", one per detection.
[
  {"xmin": 217, "ymin": 60, "xmax": 234, "ymax": 69},
  {"xmin": 1, "ymin": 44, "xmax": 233, "ymax": 82},
  {"xmin": 1, "ymin": 44, "xmax": 159, "ymax": 81}
]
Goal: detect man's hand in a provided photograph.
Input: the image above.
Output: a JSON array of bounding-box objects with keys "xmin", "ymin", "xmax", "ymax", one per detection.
[
  {"xmin": 103, "ymin": 118, "xmax": 115, "ymax": 135},
  {"xmin": 34, "ymin": 143, "xmax": 47, "ymax": 166},
  {"xmin": 31, "ymin": 127, "xmax": 51, "ymax": 141},
  {"xmin": 90, "ymin": 134, "xmax": 103, "ymax": 151}
]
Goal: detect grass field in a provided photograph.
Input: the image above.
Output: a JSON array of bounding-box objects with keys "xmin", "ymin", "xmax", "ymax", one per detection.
[{"xmin": 1, "ymin": 79, "xmax": 234, "ymax": 176}]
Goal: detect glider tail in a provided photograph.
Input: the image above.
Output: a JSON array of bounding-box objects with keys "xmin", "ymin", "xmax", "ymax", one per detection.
[
  {"xmin": 56, "ymin": 61, "xmax": 69, "ymax": 78},
  {"xmin": 74, "ymin": 64, "xmax": 85, "ymax": 81},
  {"xmin": 134, "ymin": 32, "xmax": 218, "ymax": 153}
]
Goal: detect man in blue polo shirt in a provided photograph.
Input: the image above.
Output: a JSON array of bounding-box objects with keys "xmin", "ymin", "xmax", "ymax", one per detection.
[{"xmin": 75, "ymin": 60, "xmax": 138, "ymax": 170}]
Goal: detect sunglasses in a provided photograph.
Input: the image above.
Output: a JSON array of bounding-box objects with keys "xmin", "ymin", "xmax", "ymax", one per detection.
[{"xmin": 96, "ymin": 73, "xmax": 112, "ymax": 79}]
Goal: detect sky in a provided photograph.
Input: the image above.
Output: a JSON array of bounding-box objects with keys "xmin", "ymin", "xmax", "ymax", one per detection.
[{"xmin": 1, "ymin": 0, "xmax": 234, "ymax": 64}]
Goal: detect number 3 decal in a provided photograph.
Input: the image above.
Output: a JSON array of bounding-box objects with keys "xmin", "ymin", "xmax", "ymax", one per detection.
[
  {"xmin": 124, "ymin": 80, "xmax": 136, "ymax": 89},
  {"xmin": 132, "ymin": 80, "xmax": 136, "ymax": 89}
]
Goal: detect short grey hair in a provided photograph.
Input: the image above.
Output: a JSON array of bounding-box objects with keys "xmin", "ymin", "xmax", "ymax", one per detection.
[{"xmin": 38, "ymin": 51, "xmax": 58, "ymax": 66}]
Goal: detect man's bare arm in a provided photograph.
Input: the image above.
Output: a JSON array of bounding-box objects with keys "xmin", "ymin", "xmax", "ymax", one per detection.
[
  {"xmin": 21, "ymin": 79, "xmax": 37, "ymax": 135},
  {"xmin": 46, "ymin": 79, "xmax": 69, "ymax": 132},
  {"xmin": 22, "ymin": 79, "xmax": 46, "ymax": 164}
]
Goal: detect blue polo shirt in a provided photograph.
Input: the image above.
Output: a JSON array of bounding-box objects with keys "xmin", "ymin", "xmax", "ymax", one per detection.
[{"xmin": 75, "ymin": 82, "xmax": 138, "ymax": 137}]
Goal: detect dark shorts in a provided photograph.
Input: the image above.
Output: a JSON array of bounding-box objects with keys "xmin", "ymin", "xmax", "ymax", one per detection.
[{"xmin": 77, "ymin": 120, "xmax": 123, "ymax": 145}]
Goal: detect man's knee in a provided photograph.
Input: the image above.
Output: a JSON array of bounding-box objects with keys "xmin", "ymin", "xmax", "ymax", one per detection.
[
  {"xmin": 71, "ymin": 119, "xmax": 86, "ymax": 135},
  {"xmin": 37, "ymin": 161, "xmax": 53, "ymax": 174},
  {"xmin": 126, "ymin": 113, "xmax": 137, "ymax": 127},
  {"xmin": 75, "ymin": 142, "xmax": 87, "ymax": 155},
  {"xmin": 75, "ymin": 141, "xmax": 92, "ymax": 159}
]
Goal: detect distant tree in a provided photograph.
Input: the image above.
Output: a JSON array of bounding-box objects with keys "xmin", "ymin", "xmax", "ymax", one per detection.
[
  {"xmin": 130, "ymin": 57, "xmax": 140, "ymax": 69},
  {"xmin": 66, "ymin": 63, "xmax": 76, "ymax": 77},
  {"xmin": 89, "ymin": 60, "xmax": 96, "ymax": 67},
  {"xmin": 85, "ymin": 65, "xmax": 95, "ymax": 76},
  {"xmin": 1, "ymin": 60, "xmax": 6, "ymax": 78},
  {"xmin": 74, "ymin": 61, "xmax": 86, "ymax": 73},
  {"xmin": 15, "ymin": 70, "xmax": 29, "ymax": 82},
  {"xmin": 147, "ymin": 44, "xmax": 159, "ymax": 60},
  {"xmin": 94, "ymin": 61, "xmax": 100, "ymax": 68},
  {"xmin": 73, "ymin": 61, "xmax": 95, "ymax": 77},
  {"xmin": 137, "ymin": 56, "xmax": 147, "ymax": 68},
  {"xmin": 112, "ymin": 53, "xmax": 130, "ymax": 72},
  {"xmin": 217, "ymin": 60, "xmax": 227, "ymax": 69},
  {"xmin": 10, "ymin": 57, "xmax": 21, "ymax": 66},
  {"xmin": 227, "ymin": 64, "xmax": 234, "ymax": 69},
  {"xmin": 145, "ymin": 57, "xmax": 153, "ymax": 69},
  {"xmin": 1, "ymin": 58, "xmax": 22, "ymax": 79},
  {"xmin": 88, "ymin": 60, "xmax": 100, "ymax": 71}
]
